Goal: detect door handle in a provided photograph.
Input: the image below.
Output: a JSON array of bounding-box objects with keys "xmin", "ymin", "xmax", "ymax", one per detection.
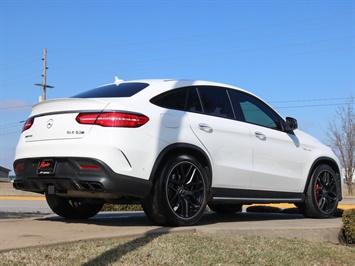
[
  {"xmin": 199, "ymin": 123, "xmax": 213, "ymax": 133},
  {"xmin": 255, "ymin": 132, "xmax": 266, "ymax": 141}
]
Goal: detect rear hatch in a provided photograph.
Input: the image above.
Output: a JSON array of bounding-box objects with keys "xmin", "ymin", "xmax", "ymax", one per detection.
[{"xmin": 23, "ymin": 98, "xmax": 110, "ymax": 142}]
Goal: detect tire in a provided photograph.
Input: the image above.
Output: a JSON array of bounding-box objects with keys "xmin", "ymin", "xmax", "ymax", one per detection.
[
  {"xmin": 298, "ymin": 164, "xmax": 339, "ymax": 218},
  {"xmin": 208, "ymin": 203, "xmax": 243, "ymax": 213},
  {"xmin": 142, "ymin": 154, "xmax": 209, "ymax": 226},
  {"xmin": 45, "ymin": 194, "xmax": 103, "ymax": 219},
  {"xmin": 141, "ymin": 179, "xmax": 168, "ymax": 226}
]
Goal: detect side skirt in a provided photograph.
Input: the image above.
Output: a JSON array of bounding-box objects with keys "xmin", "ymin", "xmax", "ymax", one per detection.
[{"xmin": 209, "ymin": 188, "xmax": 304, "ymax": 204}]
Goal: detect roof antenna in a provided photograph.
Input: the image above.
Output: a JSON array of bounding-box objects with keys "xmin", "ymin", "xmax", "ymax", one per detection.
[{"xmin": 114, "ymin": 76, "xmax": 124, "ymax": 86}]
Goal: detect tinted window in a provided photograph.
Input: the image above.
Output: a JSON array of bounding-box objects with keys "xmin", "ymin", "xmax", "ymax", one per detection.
[
  {"xmin": 186, "ymin": 88, "xmax": 202, "ymax": 112},
  {"xmin": 233, "ymin": 91, "xmax": 283, "ymax": 130},
  {"xmin": 151, "ymin": 86, "xmax": 235, "ymax": 119},
  {"xmin": 72, "ymin": 83, "xmax": 149, "ymax": 98},
  {"xmin": 151, "ymin": 88, "xmax": 188, "ymax": 110},
  {"xmin": 151, "ymin": 87, "xmax": 202, "ymax": 112},
  {"xmin": 197, "ymin": 86, "xmax": 234, "ymax": 119}
]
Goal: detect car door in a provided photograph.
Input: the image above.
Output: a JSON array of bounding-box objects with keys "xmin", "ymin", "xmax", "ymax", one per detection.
[
  {"xmin": 231, "ymin": 90, "xmax": 305, "ymax": 192},
  {"xmin": 185, "ymin": 86, "xmax": 254, "ymax": 190}
]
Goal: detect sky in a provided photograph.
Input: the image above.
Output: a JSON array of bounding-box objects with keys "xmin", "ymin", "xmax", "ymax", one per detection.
[{"xmin": 0, "ymin": 0, "xmax": 354, "ymax": 172}]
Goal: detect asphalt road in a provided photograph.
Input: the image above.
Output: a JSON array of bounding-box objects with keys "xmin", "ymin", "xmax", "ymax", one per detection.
[
  {"xmin": 0, "ymin": 182, "xmax": 52, "ymax": 213},
  {"xmin": 0, "ymin": 197, "xmax": 52, "ymax": 213}
]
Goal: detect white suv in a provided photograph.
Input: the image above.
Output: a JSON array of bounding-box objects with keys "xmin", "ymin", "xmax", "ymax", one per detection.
[{"xmin": 13, "ymin": 79, "xmax": 343, "ymax": 226}]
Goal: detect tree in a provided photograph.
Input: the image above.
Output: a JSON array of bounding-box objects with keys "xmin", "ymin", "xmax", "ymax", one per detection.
[{"xmin": 327, "ymin": 99, "xmax": 354, "ymax": 195}]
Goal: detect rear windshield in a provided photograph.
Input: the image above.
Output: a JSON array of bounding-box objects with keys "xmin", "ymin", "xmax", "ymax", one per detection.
[{"xmin": 72, "ymin": 82, "xmax": 149, "ymax": 98}]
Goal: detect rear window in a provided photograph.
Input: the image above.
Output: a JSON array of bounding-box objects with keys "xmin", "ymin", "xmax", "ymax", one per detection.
[{"xmin": 72, "ymin": 82, "xmax": 149, "ymax": 98}]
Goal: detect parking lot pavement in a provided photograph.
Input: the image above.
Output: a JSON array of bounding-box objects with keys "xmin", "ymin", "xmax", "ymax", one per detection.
[{"xmin": 0, "ymin": 211, "xmax": 345, "ymax": 252}]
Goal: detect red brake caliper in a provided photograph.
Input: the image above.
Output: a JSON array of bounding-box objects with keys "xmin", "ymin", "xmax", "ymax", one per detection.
[{"xmin": 315, "ymin": 183, "xmax": 320, "ymax": 201}]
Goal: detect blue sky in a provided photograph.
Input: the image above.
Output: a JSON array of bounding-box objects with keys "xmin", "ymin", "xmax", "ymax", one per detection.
[{"xmin": 0, "ymin": 0, "xmax": 354, "ymax": 172}]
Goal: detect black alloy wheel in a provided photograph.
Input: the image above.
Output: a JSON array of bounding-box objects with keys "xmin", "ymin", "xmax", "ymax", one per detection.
[
  {"xmin": 142, "ymin": 154, "xmax": 209, "ymax": 226},
  {"xmin": 314, "ymin": 167, "xmax": 338, "ymax": 213},
  {"xmin": 297, "ymin": 164, "xmax": 339, "ymax": 218},
  {"xmin": 164, "ymin": 159, "xmax": 206, "ymax": 222}
]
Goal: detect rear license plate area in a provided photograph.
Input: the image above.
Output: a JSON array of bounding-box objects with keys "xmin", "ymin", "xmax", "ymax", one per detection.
[{"xmin": 37, "ymin": 159, "xmax": 57, "ymax": 175}]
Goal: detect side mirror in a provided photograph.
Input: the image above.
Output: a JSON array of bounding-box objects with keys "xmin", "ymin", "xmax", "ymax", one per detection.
[{"xmin": 286, "ymin": 117, "xmax": 298, "ymax": 132}]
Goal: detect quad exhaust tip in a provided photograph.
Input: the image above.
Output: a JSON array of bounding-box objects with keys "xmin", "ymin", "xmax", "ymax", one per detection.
[{"xmin": 13, "ymin": 180, "xmax": 23, "ymax": 189}]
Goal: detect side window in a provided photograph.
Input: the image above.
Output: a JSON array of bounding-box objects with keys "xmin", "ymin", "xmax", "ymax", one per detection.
[
  {"xmin": 186, "ymin": 87, "xmax": 203, "ymax": 112},
  {"xmin": 150, "ymin": 88, "xmax": 188, "ymax": 110},
  {"xmin": 197, "ymin": 86, "xmax": 234, "ymax": 119},
  {"xmin": 233, "ymin": 91, "xmax": 283, "ymax": 130},
  {"xmin": 150, "ymin": 87, "xmax": 202, "ymax": 112}
]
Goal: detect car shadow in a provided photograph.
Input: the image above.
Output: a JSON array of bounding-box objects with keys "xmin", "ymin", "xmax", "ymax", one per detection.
[
  {"xmin": 81, "ymin": 227, "xmax": 174, "ymax": 266},
  {"xmin": 38, "ymin": 210, "xmax": 310, "ymax": 227}
]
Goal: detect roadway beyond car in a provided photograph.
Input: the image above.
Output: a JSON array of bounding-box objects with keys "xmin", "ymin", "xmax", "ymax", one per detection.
[{"xmin": 13, "ymin": 78, "xmax": 343, "ymax": 226}]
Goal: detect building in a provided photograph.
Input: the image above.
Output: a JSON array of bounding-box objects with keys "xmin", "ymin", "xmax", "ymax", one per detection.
[{"xmin": 0, "ymin": 166, "xmax": 11, "ymax": 181}]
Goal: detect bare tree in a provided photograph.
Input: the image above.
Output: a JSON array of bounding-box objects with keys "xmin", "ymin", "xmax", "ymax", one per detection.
[{"xmin": 327, "ymin": 99, "xmax": 354, "ymax": 195}]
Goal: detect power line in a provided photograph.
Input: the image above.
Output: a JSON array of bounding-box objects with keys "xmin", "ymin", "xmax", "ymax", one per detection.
[
  {"xmin": 1, "ymin": 13, "xmax": 352, "ymax": 83},
  {"xmin": 0, "ymin": 53, "xmax": 42, "ymax": 69},
  {"xmin": 274, "ymin": 102, "xmax": 353, "ymax": 109},
  {"xmin": 269, "ymin": 97, "xmax": 355, "ymax": 104},
  {"xmin": 0, "ymin": 121, "xmax": 25, "ymax": 128},
  {"xmin": 0, "ymin": 105, "xmax": 32, "ymax": 110},
  {"xmin": 49, "ymin": 35, "xmax": 354, "ymax": 71},
  {"xmin": 49, "ymin": 11, "xmax": 354, "ymax": 53},
  {"xmin": 1, "ymin": 71, "xmax": 41, "ymax": 85},
  {"xmin": 87, "ymin": 45, "xmax": 354, "ymax": 75},
  {"xmin": 0, "ymin": 129, "xmax": 22, "ymax": 137},
  {"xmin": 49, "ymin": 22, "xmax": 354, "ymax": 64}
]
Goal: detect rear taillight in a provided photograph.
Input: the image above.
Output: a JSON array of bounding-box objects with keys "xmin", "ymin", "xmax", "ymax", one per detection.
[
  {"xmin": 76, "ymin": 112, "xmax": 149, "ymax": 127},
  {"xmin": 14, "ymin": 162, "xmax": 24, "ymax": 173},
  {"xmin": 77, "ymin": 161, "xmax": 102, "ymax": 171},
  {"xmin": 22, "ymin": 118, "xmax": 34, "ymax": 132}
]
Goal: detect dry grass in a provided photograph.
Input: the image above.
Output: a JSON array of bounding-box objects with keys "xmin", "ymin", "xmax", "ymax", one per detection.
[
  {"xmin": 1, "ymin": 233, "xmax": 355, "ymax": 266},
  {"xmin": 0, "ymin": 212, "xmax": 45, "ymax": 219}
]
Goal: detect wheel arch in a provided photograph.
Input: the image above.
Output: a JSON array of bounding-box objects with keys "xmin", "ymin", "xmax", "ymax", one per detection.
[
  {"xmin": 304, "ymin": 157, "xmax": 343, "ymax": 200},
  {"xmin": 149, "ymin": 143, "xmax": 212, "ymax": 185}
]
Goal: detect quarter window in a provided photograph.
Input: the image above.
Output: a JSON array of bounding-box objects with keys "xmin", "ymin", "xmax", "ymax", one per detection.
[
  {"xmin": 150, "ymin": 87, "xmax": 202, "ymax": 112},
  {"xmin": 151, "ymin": 88, "xmax": 188, "ymax": 110}
]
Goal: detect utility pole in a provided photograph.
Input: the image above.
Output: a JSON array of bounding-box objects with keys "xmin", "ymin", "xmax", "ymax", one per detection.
[{"xmin": 35, "ymin": 48, "xmax": 54, "ymax": 101}]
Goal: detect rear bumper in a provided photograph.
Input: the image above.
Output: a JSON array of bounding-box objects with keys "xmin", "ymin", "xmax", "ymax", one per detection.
[{"xmin": 13, "ymin": 157, "xmax": 152, "ymax": 200}]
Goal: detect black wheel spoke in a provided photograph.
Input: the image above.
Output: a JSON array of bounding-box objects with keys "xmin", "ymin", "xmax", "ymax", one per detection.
[
  {"xmin": 318, "ymin": 196, "xmax": 327, "ymax": 210},
  {"xmin": 166, "ymin": 160, "xmax": 205, "ymax": 220},
  {"xmin": 176, "ymin": 163, "xmax": 194, "ymax": 185},
  {"xmin": 315, "ymin": 169, "xmax": 338, "ymax": 212},
  {"xmin": 181, "ymin": 198, "xmax": 189, "ymax": 218},
  {"xmin": 168, "ymin": 187, "xmax": 179, "ymax": 206}
]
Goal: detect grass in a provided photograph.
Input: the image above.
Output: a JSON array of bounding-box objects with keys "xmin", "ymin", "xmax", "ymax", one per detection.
[{"xmin": 1, "ymin": 233, "xmax": 354, "ymax": 265}]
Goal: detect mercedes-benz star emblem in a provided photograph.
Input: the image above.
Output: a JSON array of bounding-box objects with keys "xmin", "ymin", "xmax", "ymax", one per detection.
[{"xmin": 46, "ymin": 119, "xmax": 53, "ymax": 129}]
